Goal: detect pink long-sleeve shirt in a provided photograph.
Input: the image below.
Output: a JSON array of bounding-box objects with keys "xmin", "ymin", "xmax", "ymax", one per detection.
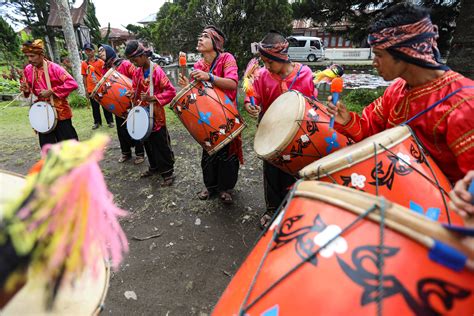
[{"xmin": 23, "ymin": 61, "xmax": 78, "ymax": 120}]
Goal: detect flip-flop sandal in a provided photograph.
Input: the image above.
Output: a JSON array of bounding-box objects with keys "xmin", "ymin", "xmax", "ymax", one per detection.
[
  {"xmin": 134, "ymin": 156, "xmax": 145, "ymax": 165},
  {"xmin": 197, "ymin": 189, "xmax": 210, "ymax": 200},
  {"xmin": 162, "ymin": 175, "xmax": 176, "ymax": 186},
  {"xmin": 140, "ymin": 170, "xmax": 155, "ymax": 178},
  {"xmin": 118, "ymin": 155, "xmax": 131, "ymax": 163},
  {"xmin": 219, "ymin": 191, "xmax": 233, "ymax": 205}
]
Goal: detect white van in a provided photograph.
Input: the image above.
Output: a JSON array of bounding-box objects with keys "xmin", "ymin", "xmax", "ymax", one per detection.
[{"xmin": 287, "ymin": 36, "xmax": 324, "ymax": 62}]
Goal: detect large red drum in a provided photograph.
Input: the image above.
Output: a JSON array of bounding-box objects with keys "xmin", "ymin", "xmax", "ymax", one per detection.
[
  {"xmin": 213, "ymin": 181, "xmax": 474, "ymax": 316},
  {"xmin": 170, "ymin": 81, "xmax": 246, "ymax": 155},
  {"xmin": 254, "ymin": 90, "xmax": 351, "ymax": 175},
  {"xmin": 299, "ymin": 125, "xmax": 462, "ymax": 225},
  {"xmin": 90, "ymin": 68, "xmax": 132, "ymax": 118}
]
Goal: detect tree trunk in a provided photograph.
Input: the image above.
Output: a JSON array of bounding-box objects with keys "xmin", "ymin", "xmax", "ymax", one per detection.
[
  {"xmin": 447, "ymin": 0, "xmax": 474, "ymax": 79},
  {"xmin": 53, "ymin": 0, "xmax": 85, "ymax": 96}
]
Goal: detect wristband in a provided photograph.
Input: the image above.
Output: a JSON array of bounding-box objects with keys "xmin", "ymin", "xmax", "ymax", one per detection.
[{"xmin": 209, "ymin": 74, "xmax": 215, "ymax": 83}]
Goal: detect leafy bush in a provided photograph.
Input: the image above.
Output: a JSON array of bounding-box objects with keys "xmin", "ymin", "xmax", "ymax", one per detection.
[
  {"xmin": 68, "ymin": 91, "xmax": 89, "ymax": 108},
  {"xmin": 0, "ymin": 77, "xmax": 20, "ymax": 94},
  {"xmin": 343, "ymin": 88, "xmax": 386, "ymax": 114}
]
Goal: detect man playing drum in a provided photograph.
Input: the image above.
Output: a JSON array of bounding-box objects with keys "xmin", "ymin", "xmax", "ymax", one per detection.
[
  {"xmin": 98, "ymin": 44, "xmax": 145, "ymax": 165},
  {"xmin": 178, "ymin": 25, "xmax": 242, "ymax": 204},
  {"xmin": 327, "ymin": 3, "xmax": 473, "ymax": 185},
  {"xmin": 81, "ymin": 43, "xmax": 114, "ymax": 130},
  {"xmin": 124, "ymin": 41, "xmax": 176, "ymax": 186},
  {"xmin": 20, "ymin": 40, "xmax": 79, "ymax": 148},
  {"xmin": 243, "ymin": 31, "xmax": 316, "ymax": 227}
]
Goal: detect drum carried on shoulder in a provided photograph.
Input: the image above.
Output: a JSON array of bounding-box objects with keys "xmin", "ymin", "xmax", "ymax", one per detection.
[
  {"xmin": 126, "ymin": 105, "xmax": 153, "ymax": 141},
  {"xmin": 0, "ymin": 170, "xmax": 111, "ymax": 315},
  {"xmin": 90, "ymin": 68, "xmax": 132, "ymax": 118},
  {"xmin": 299, "ymin": 125, "xmax": 462, "ymax": 225},
  {"xmin": 212, "ymin": 181, "xmax": 474, "ymax": 315},
  {"xmin": 170, "ymin": 81, "xmax": 246, "ymax": 155},
  {"xmin": 254, "ymin": 90, "xmax": 351, "ymax": 175},
  {"xmin": 28, "ymin": 101, "xmax": 57, "ymax": 134}
]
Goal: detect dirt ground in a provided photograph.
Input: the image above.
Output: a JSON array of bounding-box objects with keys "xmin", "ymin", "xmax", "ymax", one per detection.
[{"xmin": 0, "ymin": 106, "xmax": 264, "ymax": 315}]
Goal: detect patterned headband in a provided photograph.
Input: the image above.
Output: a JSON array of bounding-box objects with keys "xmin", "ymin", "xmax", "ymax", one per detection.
[
  {"xmin": 257, "ymin": 40, "xmax": 290, "ymax": 63},
  {"xmin": 368, "ymin": 17, "xmax": 444, "ymax": 68},
  {"xmin": 203, "ymin": 28, "xmax": 225, "ymax": 53},
  {"xmin": 22, "ymin": 39, "xmax": 45, "ymax": 55}
]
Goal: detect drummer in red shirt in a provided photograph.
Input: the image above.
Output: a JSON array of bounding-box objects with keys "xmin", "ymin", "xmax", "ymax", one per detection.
[
  {"xmin": 327, "ymin": 3, "xmax": 474, "ymax": 185},
  {"xmin": 178, "ymin": 25, "xmax": 242, "ymax": 205},
  {"xmin": 81, "ymin": 43, "xmax": 114, "ymax": 130}
]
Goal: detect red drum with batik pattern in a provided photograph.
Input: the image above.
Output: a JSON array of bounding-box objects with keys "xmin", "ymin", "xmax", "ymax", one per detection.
[
  {"xmin": 254, "ymin": 90, "xmax": 351, "ymax": 175},
  {"xmin": 299, "ymin": 125, "xmax": 463, "ymax": 225},
  {"xmin": 169, "ymin": 81, "xmax": 246, "ymax": 155},
  {"xmin": 213, "ymin": 181, "xmax": 474, "ymax": 316},
  {"xmin": 91, "ymin": 68, "xmax": 132, "ymax": 118}
]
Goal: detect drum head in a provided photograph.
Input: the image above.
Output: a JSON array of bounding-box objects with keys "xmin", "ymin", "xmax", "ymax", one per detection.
[
  {"xmin": 0, "ymin": 170, "xmax": 110, "ymax": 315},
  {"xmin": 299, "ymin": 125, "xmax": 411, "ymax": 178},
  {"xmin": 29, "ymin": 102, "xmax": 57, "ymax": 134},
  {"xmin": 254, "ymin": 91, "xmax": 306, "ymax": 158},
  {"xmin": 126, "ymin": 106, "xmax": 152, "ymax": 140}
]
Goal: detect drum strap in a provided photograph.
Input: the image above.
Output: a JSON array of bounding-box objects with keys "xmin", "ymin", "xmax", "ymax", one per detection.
[
  {"xmin": 402, "ymin": 85, "xmax": 474, "ymax": 125},
  {"xmin": 149, "ymin": 61, "xmax": 154, "ymax": 121},
  {"xmin": 288, "ymin": 63, "xmax": 304, "ymax": 91},
  {"xmin": 42, "ymin": 59, "xmax": 55, "ymax": 108}
]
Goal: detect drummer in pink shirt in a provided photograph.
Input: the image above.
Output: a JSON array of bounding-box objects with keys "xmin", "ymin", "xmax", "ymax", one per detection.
[
  {"xmin": 243, "ymin": 31, "xmax": 316, "ymax": 228},
  {"xmin": 178, "ymin": 25, "xmax": 242, "ymax": 205},
  {"xmin": 20, "ymin": 39, "xmax": 78, "ymax": 148}
]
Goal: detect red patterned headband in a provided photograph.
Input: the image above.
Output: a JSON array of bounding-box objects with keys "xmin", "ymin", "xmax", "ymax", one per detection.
[
  {"xmin": 203, "ymin": 28, "xmax": 224, "ymax": 53},
  {"xmin": 368, "ymin": 17, "xmax": 444, "ymax": 68},
  {"xmin": 257, "ymin": 41, "xmax": 290, "ymax": 63}
]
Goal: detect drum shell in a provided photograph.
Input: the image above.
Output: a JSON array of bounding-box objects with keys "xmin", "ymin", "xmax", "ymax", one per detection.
[
  {"xmin": 169, "ymin": 81, "xmax": 246, "ymax": 155},
  {"xmin": 91, "ymin": 70, "xmax": 132, "ymax": 118},
  {"xmin": 254, "ymin": 91, "xmax": 349, "ymax": 175},
  {"xmin": 213, "ymin": 181, "xmax": 474, "ymax": 315},
  {"xmin": 28, "ymin": 102, "xmax": 58, "ymax": 134},
  {"xmin": 299, "ymin": 125, "xmax": 461, "ymax": 225},
  {"xmin": 126, "ymin": 106, "xmax": 153, "ymax": 141}
]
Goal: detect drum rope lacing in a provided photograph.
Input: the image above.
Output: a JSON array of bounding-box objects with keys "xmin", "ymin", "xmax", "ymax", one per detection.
[{"xmin": 238, "ymin": 180, "xmax": 387, "ymax": 315}]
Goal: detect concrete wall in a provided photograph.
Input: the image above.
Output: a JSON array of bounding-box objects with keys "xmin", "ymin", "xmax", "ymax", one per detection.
[{"xmin": 324, "ymin": 48, "xmax": 373, "ymax": 60}]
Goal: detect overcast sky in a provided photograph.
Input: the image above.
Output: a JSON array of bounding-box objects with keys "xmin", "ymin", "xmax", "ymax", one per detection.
[
  {"xmin": 3, "ymin": 0, "xmax": 167, "ymax": 31},
  {"xmin": 92, "ymin": 0, "xmax": 167, "ymax": 29}
]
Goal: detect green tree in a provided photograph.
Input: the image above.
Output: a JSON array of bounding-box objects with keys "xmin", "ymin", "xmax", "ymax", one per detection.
[
  {"xmin": 150, "ymin": 0, "xmax": 293, "ymax": 70},
  {"xmin": 84, "ymin": 0, "xmax": 102, "ymax": 46},
  {"xmin": 447, "ymin": 0, "xmax": 474, "ymax": 79},
  {"xmin": 1, "ymin": 0, "xmax": 62, "ymax": 61},
  {"xmin": 0, "ymin": 16, "xmax": 21, "ymax": 79},
  {"xmin": 291, "ymin": 0, "xmax": 460, "ymax": 54}
]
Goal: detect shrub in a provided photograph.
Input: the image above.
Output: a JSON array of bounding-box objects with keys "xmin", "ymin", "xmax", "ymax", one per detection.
[
  {"xmin": 0, "ymin": 77, "xmax": 20, "ymax": 94},
  {"xmin": 68, "ymin": 91, "xmax": 89, "ymax": 108},
  {"xmin": 343, "ymin": 88, "xmax": 386, "ymax": 114}
]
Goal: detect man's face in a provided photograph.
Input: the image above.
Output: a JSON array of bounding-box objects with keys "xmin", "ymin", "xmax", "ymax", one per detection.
[
  {"xmin": 372, "ymin": 48, "xmax": 407, "ymax": 81},
  {"xmin": 196, "ymin": 32, "xmax": 214, "ymax": 53},
  {"xmin": 129, "ymin": 55, "xmax": 146, "ymax": 67},
  {"xmin": 25, "ymin": 52, "xmax": 43, "ymax": 68},
  {"xmin": 260, "ymin": 55, "xmax": 284, "ymax": 74},
  {"xmin": 98, "ymin": 47, "xmax": 106, "ymax": 61},
  {"xmin": 84, "ymin": 48, "xmax": 95, "ymax": 59}
]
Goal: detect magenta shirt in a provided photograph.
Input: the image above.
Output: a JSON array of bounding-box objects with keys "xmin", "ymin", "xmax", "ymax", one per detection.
[
  {"xmin": 193, "ymin": 52, "xmax": 239, "ymax": 102},
  {"xmin": 23, "ymin": 61, "xmax": 78, "ymax": 120},
  {"xmin": 244, "ymin": 63, "xmax": 316, "ymax": 115}
]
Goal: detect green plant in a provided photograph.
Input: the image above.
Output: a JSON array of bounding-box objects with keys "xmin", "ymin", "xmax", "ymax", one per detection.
[
  {"xmin": 343, "ymin": 88, "xmax": 386, "ymax": 114},
  {"xmin": 68, "ymin": 91, "xmax": 89, "ymax": 108},
  {"xmin": 0, "ymin": 77, "xmax": 20, "ymax": 94}
]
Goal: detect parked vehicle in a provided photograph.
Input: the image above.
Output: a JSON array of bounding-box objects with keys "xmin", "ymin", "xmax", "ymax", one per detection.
[
  {"xmin": 151, "ymin": 53, "xmax": 170, "ymax": 66},
  {"xmin": 287, "ymin": 36, "xmax": 325, "ymax": 62}
]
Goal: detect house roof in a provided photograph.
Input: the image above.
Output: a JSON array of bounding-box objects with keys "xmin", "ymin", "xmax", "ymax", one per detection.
[
  {"xmin": 100, "ymin": 27, "xmax": 134, "ymax": 40},
  {"xmin": 138, "ymin": 13, "xmax": 157, "ymax": 25},
  {"xmin": 47, "ymin": 0, "xmax": 88, "ymax": 27}
]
